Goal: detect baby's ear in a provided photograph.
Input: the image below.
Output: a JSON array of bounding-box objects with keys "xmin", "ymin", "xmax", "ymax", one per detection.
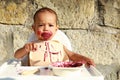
[
  {"xmin": 56, "ymin": 25, "xmax": 59, "ymax": 29},
  {"xmin": 32, "ymin": 25, "xmax": 35, "ymax": 31}
]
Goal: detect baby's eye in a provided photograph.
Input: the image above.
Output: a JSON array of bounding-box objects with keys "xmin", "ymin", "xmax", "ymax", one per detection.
[
  {"xmin": 38, "ymin": 25, "xmax": 43, "ymax": 27},
  {"xmin": 49, "ymin": 24, "xmax": 54, "ymax": 27}
]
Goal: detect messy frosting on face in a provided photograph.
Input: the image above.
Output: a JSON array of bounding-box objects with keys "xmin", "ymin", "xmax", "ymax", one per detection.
[
  {"xmin": 37, "ymin": 31, "xmax": 52, "ymax": 40},
  {"xmin": 33, "ymin": 9, "xmax": 58, "ymax": 41}
]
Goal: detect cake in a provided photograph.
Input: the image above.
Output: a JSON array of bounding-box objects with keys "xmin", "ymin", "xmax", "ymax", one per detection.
[{"xmin": 29, "ymin": 40, "xmax": 69, "ymax": 66}]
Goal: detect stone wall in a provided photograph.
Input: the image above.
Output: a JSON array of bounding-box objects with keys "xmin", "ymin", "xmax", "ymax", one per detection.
[{"xmin": 0, "ymin": 0, "xmax": 120, "ymax": 80}]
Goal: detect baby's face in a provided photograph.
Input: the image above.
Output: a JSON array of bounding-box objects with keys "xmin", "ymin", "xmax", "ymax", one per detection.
[{"xmin": 33, "ymin": 11, "xmax": 58, "ymax": 41}]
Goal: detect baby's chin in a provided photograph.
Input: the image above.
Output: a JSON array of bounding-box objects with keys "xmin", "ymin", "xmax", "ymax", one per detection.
[{"xmin": 42, "ymin": 37, "xmax": 52, "ymax": 41}]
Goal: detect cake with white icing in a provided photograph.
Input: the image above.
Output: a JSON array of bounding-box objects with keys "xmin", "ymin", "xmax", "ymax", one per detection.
[{"xmin": 29, "ymin": 40, "xmax": 69, "ymax": 66}]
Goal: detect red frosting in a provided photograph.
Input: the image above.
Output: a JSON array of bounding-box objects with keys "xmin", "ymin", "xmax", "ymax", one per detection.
[
  {"xmin": 37, "ymin": 31, "xmax": 52, "ymax": 40},
  {"xmin": 37, "ymin": 31, "xmax": 41, "ymax": 35},
  {"xmin": 51, "ymin": 61, "xmax": 83, "ymax": 67},
  {"xmin": 41, "ymin": 32, "xmax": 52, "ymax": 40}
]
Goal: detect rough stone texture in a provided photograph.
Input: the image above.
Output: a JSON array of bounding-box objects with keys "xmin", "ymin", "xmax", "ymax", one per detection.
[
  {"xmin": 97, "ymin": 0, "xmax": 120, "ymax": 28},
  {"xmin": 96, "ymin": 64, "xmax": 120, "ymax": 80},
  {"xmin": 0, "ymin": 0, "xmax": 37, "ymax": 26},
  {"xmin": 65, "ymin": 30, "xmax": 120, "ymax": 65},
  {"xmin": 12, "ymin": 26, "xmax": 32, "ymax": 51},
  {"xmin": 0, "ymin": 24, "xmax": 32, "ymax": 65},
  {"xmin": 118, "ymin": 70, "xmax": 120, "ymax": 80},
  {"xmin": 0, "ymin": 24, "xmax": 13, "ymax": 65},
  {"xmin": 48, "ymin": 0, "xmax": 95, "ymax": 29},
  {"xmin": 0, "ymin": 0, "xmax": 120, "ymax": 80},
  {"xmin": 0, "ymin": 1, "xmax": 26, "ymax": 24}
]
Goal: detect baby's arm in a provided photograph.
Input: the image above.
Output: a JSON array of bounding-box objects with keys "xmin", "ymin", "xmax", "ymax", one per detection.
[
  {"xmin": 14, "ymin": 42, "xmax": 37, "ymax": 59},
  {"xmin": 64, "ymin": 46, "xmax": 95, "ymax": 66}
]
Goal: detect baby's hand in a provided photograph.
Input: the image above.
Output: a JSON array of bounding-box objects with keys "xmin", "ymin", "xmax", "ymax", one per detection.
[
  {"xmin": 83, "ymin": 57, "xmax": 95, "ymax": 67},
  {"xmin": 23, "ymin": 42, "xmax": 37, "ymax": 53}
]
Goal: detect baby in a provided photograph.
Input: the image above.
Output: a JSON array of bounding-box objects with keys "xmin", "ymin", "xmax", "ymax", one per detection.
[{"xmin": 14, "ymin": 7, "xmax": 95, "ymax": 66}]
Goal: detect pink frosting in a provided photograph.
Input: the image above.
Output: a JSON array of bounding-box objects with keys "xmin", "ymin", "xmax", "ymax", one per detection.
[
  {"xmin": 51, "ymin": 61, "xmax": 83, "ymax": 67},
  {"xmin": 37, "ymin": 31, "xmax": 52, "ymax": 40},
  {"xmin": 41, "ymin": 32, "xmax": 52, "ymax": 40}
]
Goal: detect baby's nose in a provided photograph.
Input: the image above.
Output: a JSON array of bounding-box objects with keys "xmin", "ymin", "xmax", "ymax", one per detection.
[{"xmin": 44, "ymin": 25, "xmax": 49, "ymax": 31}]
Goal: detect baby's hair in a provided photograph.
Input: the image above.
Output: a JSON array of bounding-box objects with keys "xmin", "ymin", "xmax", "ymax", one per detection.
[{"xmin": 33, "ymin": 7, "xmax": 58, "ymax": 24}]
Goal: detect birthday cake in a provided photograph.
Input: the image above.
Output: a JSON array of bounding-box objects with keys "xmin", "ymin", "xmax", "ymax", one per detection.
[{"xmin": 29, "ymin": 40, "xmax": 69, "ymax": 66}]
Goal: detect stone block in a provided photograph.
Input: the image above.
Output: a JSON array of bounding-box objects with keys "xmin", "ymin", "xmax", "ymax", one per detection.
[
  {"xmin": 96, "ymin": 64, "xmax": 120, "ymax": 80},
  {"xmin": 64, "ymin": 30, "xmax": 120, "ymax": 65},
  {"xmin": 0, "ymin": 24, "xmax": 14, "ymax": 65}
]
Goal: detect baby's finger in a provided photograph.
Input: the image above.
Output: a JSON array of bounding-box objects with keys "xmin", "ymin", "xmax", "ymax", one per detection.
[
  {"xmin": 32, "ymin": 43, "xmax": 37, "ymax": 51},
  {"xmin": 28, "ymin": 43, "xmax": 33, "ymax": 50},
  {"xmin": 24, "ymin": 44, "xmax": 31, "ymax": 52},
  {"xmin": 86, "ymin": 60, "xmax": 95, "ymax": 67}
]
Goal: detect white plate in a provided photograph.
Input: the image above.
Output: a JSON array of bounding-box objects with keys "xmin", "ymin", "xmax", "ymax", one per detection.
[
  {"xmin": 52, "ymin": 66, "xmax": 86, "ymax": 76},
  {"xmin": 52, "ymin": 66, "xmax": 84, "ymax": 71}
]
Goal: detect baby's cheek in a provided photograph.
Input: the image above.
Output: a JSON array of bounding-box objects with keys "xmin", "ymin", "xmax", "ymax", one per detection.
[{"xmin": 37, "ymin": 31, "xmax": 41, "ymax": 35}]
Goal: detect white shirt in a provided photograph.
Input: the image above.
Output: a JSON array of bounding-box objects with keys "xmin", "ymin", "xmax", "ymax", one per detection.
[{"xmin": 28, "ymin": 30, "xmax": 72, "ymax": 51}]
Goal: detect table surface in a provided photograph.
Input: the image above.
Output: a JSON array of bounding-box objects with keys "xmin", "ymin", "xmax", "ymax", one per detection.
[{"xmin": 0, "ymin": 59, "xmax": 104, "ymax": 80}]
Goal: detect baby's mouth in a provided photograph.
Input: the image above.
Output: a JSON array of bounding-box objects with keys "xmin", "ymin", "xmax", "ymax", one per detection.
[{"xmin": 41, "ymin": 32, "xmax": 52, "ymax": 40}]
